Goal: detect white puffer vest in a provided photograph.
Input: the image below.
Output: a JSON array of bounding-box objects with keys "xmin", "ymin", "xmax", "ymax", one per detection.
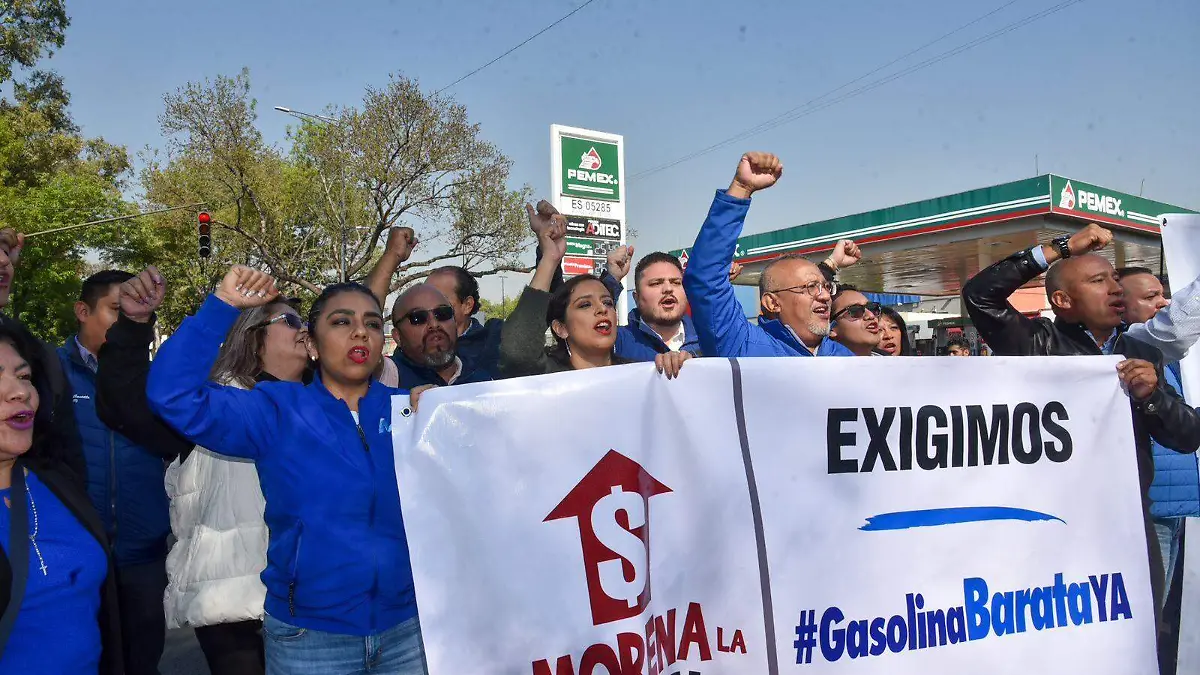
[{"xmin": 163, "ymin": 381, "xmax": 268, "ymax": 629}]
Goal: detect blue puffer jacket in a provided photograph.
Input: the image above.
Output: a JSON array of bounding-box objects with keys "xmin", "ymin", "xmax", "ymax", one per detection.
[
  {"xmin": 614, "ymin": 309, "xmax": 702, "ymax": 361},
  {"xmin": 390, "ymin": 349, "xmax": 493, "ymax": 389},
  {"xmin": 1150, "ymin": 363, "xmax": 1199, "ymax": 518},
  {"xmin": 58, "ymin": 340, "xmax": 170, "ymax": 567},
  {"xmin": 683, "ymin": 190, "xmax": 854, "ymax": 358},
  {"xmin": 148, "ymin": 296, "xmax": 417, "ymax": 636}
]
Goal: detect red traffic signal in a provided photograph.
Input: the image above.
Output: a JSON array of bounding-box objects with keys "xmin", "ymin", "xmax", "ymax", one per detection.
[{"xmin": 198, "ymin": 211, "xmax": 212, "ymax": 258}]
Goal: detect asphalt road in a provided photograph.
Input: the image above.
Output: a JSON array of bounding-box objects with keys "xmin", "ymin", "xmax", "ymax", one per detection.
[{"xmin": 161, "ymin": 628, "xmax": 209, "ymax": 675}]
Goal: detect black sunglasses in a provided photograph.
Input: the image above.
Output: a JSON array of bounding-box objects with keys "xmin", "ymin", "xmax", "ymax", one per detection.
[
  {"xmin": 400, "ymin": 305, "xmax": 455, "ymax": 326},
  {"xmin": 832, "ymin": 301, "xmax": 882, "ymax": 321},
  {"xmin": 256, "ymin": 313, "xmax": 306, "ymax": 331}
]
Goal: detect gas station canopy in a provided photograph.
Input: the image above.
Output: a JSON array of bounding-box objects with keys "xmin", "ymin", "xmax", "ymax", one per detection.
[{"xmin": 672, "ymin": 175, "xmax": 1194, "ymax": 297}]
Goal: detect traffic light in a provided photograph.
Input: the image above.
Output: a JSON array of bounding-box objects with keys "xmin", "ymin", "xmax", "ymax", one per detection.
[{"xmin": 198, "ymin": 211, "xmax": 211, "ymax": 258}]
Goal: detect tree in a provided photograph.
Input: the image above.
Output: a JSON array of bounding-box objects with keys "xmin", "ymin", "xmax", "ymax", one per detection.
[
  {"xmin": 141, "ymin": 69, "xmax": 533, "ymax": 320},
  {"xmin": 0, "ymin": 59, "xmax": 138, "ymax": 344},
  {"xmin": 478, "ymin": 295, "xmax": 520, "ymax": 321},
  {"xmin": 0, "ymin": 0, "xmax": 68, "ymax": 83}
]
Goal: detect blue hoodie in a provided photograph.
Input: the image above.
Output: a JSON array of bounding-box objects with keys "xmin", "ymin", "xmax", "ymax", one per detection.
[
  {"xmin": 683, "ymin": 190, "xmax": 854, "ymax": 358},
  {"xmin": 147, "ymin": 296, "xmax": 416, "ymax": 636},
  {"xmin": 614, "ymin": 309, "xmax": 702, "ymax": 361}
]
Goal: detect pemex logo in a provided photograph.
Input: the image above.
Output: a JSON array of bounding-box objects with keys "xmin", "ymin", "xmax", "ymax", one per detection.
[
  {"xmin": 579, "ymin": 147, "xmax": 603, "ymax": 171},
  {"xmin": 545, "ymin": 450, "xmax": 672, "ymax": 626},
  {"xmin": 1059, "ymin": 180, "xmax": 1076, "ymax": 210}
]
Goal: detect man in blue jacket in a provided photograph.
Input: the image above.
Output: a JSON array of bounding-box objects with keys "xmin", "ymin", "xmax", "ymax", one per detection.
[
  {"xmin": 389, "ymin": 282, "xmax": 493, "ymax": 388},
  {"xmin": 601, "ymin": 247, "xmax": 702, "ymax": 360},
  {"xmin": 59, "ymin": 270, "xmax": 171, "ymax": 675},
  {"xmin": 1119, "ymin": 267, "xmax": 1197, "ymax": 605},
  {"xmin": 684, "ymin": 151, "xmax": 853, "ymax": 358}
]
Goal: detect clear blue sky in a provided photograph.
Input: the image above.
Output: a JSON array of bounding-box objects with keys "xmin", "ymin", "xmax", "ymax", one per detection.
[{"xmin": 48, "ymin": 0, "xmax": 1200, "ymax": 301}]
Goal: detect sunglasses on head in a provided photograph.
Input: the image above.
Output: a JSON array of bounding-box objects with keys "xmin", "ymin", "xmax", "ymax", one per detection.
[
  {"xmin": 257, "ymin": 313, "xmax": 306, "ymax": 331},
  {"xmin": 400, "ymin": 305, "xmax": 455, "ymax": 326},
  {"xmin": 832, "ymin": 302, "xmax": 882, "ymax": 321}
]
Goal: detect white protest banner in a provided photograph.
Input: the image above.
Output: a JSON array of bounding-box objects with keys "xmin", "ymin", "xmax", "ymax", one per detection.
[
  {"xmin": 1160, "ymin": 212, "xmax": 1200, "ymax": 674},
  {"xmin": 393, "ymin": 357, "xmax": 1157, "ymax": 674}
]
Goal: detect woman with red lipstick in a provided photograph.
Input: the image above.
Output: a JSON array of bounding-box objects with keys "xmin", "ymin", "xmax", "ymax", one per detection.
[
  {"xmin": 148, "ymin": 266, "xmax": 428, "ymax": 675},
  {"xmin": 500, "ymin": 208, "xmax": 692, "ymax": 379},
  {"xmin": 0, "ymin": 322, "xmax": 123, "ymax": 673}
]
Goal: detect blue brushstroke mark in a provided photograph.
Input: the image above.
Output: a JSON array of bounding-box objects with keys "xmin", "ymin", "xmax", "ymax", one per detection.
[{"xmin": 860, "ymin": 506, "xmax": 1064, "ymax": 531}]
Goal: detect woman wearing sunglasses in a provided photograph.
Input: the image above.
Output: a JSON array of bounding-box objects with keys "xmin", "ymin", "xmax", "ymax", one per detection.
[
  {"xmin": 500, "ymin": 207, "xmax": 691, "ymax": 379},
  {"xmin": 148, "ymin": 266, "xmax": 428, "ymax": 674},
  {"xmin": 828, "ymin": 286, "xmax": 886, "ymax": 357}
]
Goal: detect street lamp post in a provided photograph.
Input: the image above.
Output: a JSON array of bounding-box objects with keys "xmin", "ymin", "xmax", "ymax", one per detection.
[{"xmin": 275, "ymin": 106, "xmax": 350, "ymax": 282}]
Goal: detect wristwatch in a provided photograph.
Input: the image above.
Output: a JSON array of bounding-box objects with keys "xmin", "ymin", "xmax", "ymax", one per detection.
[{"xmin": 1050, "ymin": 235, "xmax": 1071, "ymax": 260}]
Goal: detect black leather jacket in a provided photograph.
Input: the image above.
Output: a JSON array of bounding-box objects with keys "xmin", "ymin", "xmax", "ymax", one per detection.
[
  {"xmin": 963, "ymin": 247, "xmax": 1200, "ymax": 463},
  {"xmin": 964, "ymin": 247, "xmax": 1200, "ymax": 608}
]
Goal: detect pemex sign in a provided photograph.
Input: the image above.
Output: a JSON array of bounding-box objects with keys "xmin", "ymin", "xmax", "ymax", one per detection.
[{"xmin": 560, "ymin": 135, "xmax": 621, "ymax": 201}]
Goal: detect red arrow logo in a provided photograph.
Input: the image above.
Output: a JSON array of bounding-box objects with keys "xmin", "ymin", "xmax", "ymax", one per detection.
[{"xmin": 546, "ymin": 450, "xmax": 672, "ymax": 626}]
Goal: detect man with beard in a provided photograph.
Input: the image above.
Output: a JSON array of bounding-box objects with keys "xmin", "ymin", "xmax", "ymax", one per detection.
[
  {"xmin": 962, "ymin": 223, "xmax": 1200, "ymax": 613},
  {"xmin": 683, "ymin": 151, "xmax": 853, "ymax": 358},
  {"xmin": 390, "ymin": 284, "xmax": 492, "ymax": 388},
  {"xmin": 828, "ymin": 286, "xmax": 883, "ymax": 356},
  {"xmin": 602, "ymin": 250, "xmax": 702, "ymax": 360}
]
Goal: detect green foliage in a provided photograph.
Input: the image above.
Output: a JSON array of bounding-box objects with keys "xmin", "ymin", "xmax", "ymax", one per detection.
[
  {"xmin": 478, "ymin": 295, "xmax": 520, "ymax": 321},
  {"xmin": 0, "ymin": 0, "xmax": 68, "ymax": 83},
  {"xmin": 0, "ymin": 57, "xmax": 139, "ymax": 344},
  {"xmin": 141, "ymin": 69, "xmax": 533, "ymax": 326}
]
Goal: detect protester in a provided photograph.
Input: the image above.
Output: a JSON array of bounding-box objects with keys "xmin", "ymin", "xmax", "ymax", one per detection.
[
  {"xmin": 147, "ymin": 266, "xmax": 427, "ymax": 674},
  {"xmin": 945, "ymin": 336, "xmax": 971, "ymax": 356},
  {"xmin": 390, "ymin": 283, "xmax": 492, "ymax": 388},
  {"xmin": 500, "ymin": 215, "xmax": 691, "ymax": 379},
  {"xmin": 828, "ymin": 286, "xmax": 883, "ymax": 356},
  {"xmin": 604, "ymin": 249, "xmax": 703, "ymax": 359},
  {"xmin": 59, "ymin": 269, "xmax": 172, "ymax": 675},
  {"xmin": 877, "ymin": 306, "xmax": 914, "ymax": 356},
  {"xmin": 683, "ymin": 152, "xmax": 853, "ymax": 358},
  {"xmin": 1126, "ymin": 272, "xmax": 1200, "ymax": 363},
  {"xmin": 0, "ymin": 228, "xmax": 85, "ymax": 483},
  {"xmin": 1117, "ymin": 267, "xmax": 1194, "ymax": 607},
  {"xmin": 962, "ymin": 223, "xmax": 1200, "ymax": 609},
  {"xmin": 0, "ymin": 320, "xmax": 122, "ymax": 673}
]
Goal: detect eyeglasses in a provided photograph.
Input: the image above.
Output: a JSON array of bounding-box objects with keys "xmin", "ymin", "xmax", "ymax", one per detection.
[
  {"xmin": 257, "ymin": 313, "xmax": 306, "ymax": 331},
  {"xmin": 400, "ymin": 305, "xmax": 455, "ymax": 326},
  {"xmin": 832, "ymin": 302, "xmax": 882, "ymax": 322},
  {"xmin": 768, "ymin": 280, "xmax": 836, "ymax": 298}
]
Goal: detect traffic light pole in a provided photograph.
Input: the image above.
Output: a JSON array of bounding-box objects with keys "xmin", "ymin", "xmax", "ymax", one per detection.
[{"xmin": 24, "ymin": 202, "xmax": 207, "ymax": 238}]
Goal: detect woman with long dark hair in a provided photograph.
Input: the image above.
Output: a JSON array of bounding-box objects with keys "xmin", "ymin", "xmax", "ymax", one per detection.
[
  {"xmin": 148, "ymin": 266, "xmax": 426, "ymax": 675},
  {"xmin": 877, "ymin": 306, "xmax": 915, "ymax": 356},
  {"xmin": 500, "ymin": 207, "xmax": 691, "ymax": 378},
  {"xmin": 0, "ymin": 320, "xmax": 122, "ymax": 673}
]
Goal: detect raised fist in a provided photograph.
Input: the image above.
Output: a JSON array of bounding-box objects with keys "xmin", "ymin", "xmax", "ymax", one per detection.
[
  {"xmin": 119, "ymin": 266, "xmax": 167, "ymax": 324},
  {"xmin": 729, "ymin": 152, "xmax": 783, "ymax": 198},
  {"xmin": 1068, "ymin": 223, "xmax": 1113, "ymax": 257},
  {"xmin": 0, "ymin": 229, "xmax": 24, "ymax": 268},
  {"xmin": 385, "ymin": 226, "xmax": 417, "ymax": 263},
  {"xmin": 214, "ymin": 265, "xmax": 279, "ymax": 309},
  {"xmin": 535, "ymin": 211, "xmax": 567, "ymax": 263},
  {"xmin": 728, "ymin": 261, "xmax": 744, "ymax": 283},
  {"xmin": 607, "ymin": 245, "xmax": 635, "ymax": 282},
  {"xmin": 526, "ymin": 200, "xmax": 566, "ymax": 237},
  {"xmin": 826, "ymin": 240, "xmax": 862, "ymax": 271}
]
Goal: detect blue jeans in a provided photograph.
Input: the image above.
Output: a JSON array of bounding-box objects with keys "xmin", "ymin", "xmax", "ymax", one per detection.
[
  {"xmin": 263, "ymin": 614, "xmax": 427, "ymax": 675},
  {"xmin": 1153, "ymin": 516, "xmax": 1184, "ymax": 608}
]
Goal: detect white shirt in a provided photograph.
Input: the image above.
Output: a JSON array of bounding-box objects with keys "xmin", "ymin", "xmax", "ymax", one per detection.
[{"xmin": 663, "ymin": 324, "xmax": 687, "ymax": 352}]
